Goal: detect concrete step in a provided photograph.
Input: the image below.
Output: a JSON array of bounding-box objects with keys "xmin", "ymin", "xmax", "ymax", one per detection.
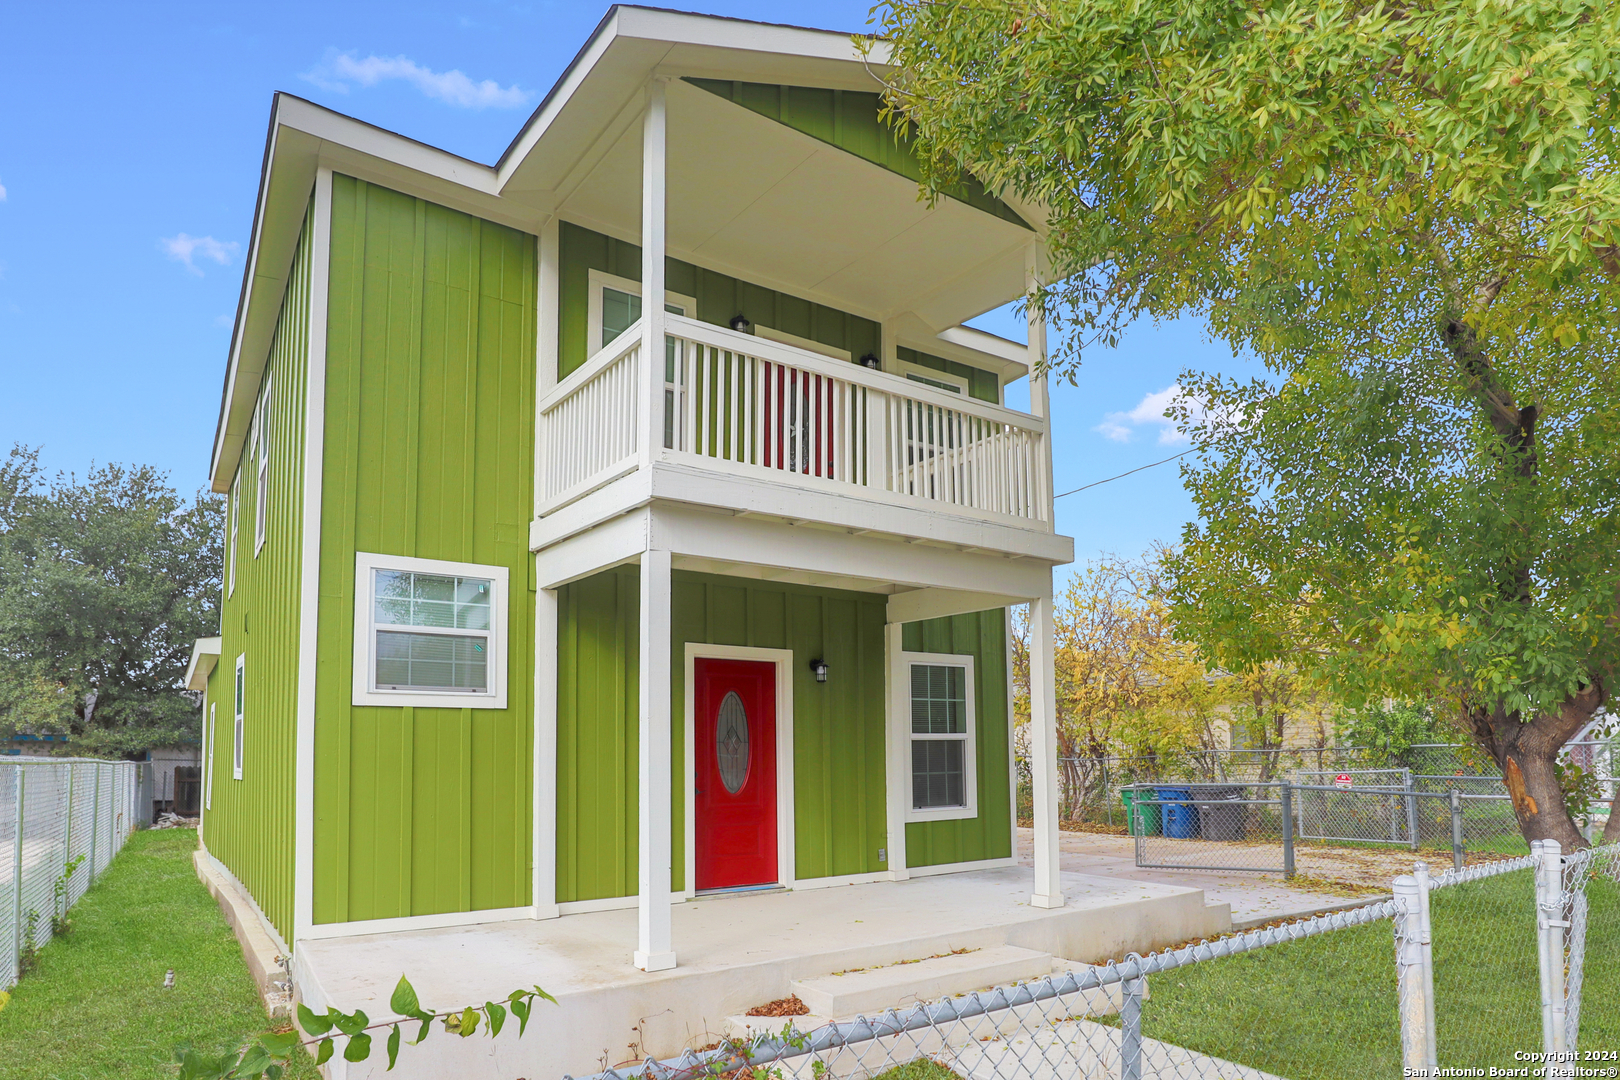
[{"xmin": 791, "ymin": 945, "xmax": 1053, "ymax": 1017}]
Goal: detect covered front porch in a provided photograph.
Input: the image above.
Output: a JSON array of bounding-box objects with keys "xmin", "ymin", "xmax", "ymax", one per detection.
[{"xmin": 295, "ymin": 864, "xmax": 1231, "ymax": 1080}]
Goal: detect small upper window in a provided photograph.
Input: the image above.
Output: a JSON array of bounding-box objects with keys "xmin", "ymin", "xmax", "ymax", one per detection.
[
  {"xmin": 900, "ymin": 652, "xmax": 978, "ymax": 822},
  {"xmin": 904, "ymin": 369, "xmax": 965, "ymax": 395},
  {"xmin": 353, "ymin": 552, "xmax": 509, "ymax": 709},
  {"xmin": 254, "ymin": 378, "xmax": 272, "ymax": 555},
  {"xmin": 228, "ymin": 476, "xmax": 239, "ymax": 596},
  {"xmin": 233, "ymin": 655, "xmax": 245, "ymax": 781}
]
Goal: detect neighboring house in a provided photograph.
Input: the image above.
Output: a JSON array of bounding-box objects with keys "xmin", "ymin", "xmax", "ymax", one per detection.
[{"xmin": 187, "ymin": 10, "xmax": 1133, "ymax": 1072}]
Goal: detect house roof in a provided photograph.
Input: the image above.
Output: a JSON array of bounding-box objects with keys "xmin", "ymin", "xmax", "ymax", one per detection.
[
  {"xmin": 185, "ymin": 636, "xmax": 222, "ymax": 693},
  {"xmin": 209, "ymin": 5, "xmax": 1044, "ymax": 491}
]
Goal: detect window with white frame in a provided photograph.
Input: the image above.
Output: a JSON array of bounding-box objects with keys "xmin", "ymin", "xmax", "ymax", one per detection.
[
  {"xmin": 228, "ymin": 475, "xmax": 239, "ymax": 596},
  {"xmin": 586, "ymin": 269, "xmax": 695, "ymax": 356},
  {"xmin": 206, "ymin": 702, "xmax": 216, "ymax": 809},
  {"xmin": 254, "ymin": 377, "xmax": 272, "ymax": 555},
  {"xmin": 233, "ymin": 655, "xmax": 245, "ymax": 781},
  {"xmin": 902, "ymin": 652, "xmax": 977, "ymax": 821},
  {"xmin": 352, "ymin": 552, "xmax": 509, "ymax": 709},
  {"xmin": 900, "ymin": 363, "xmax": 966, "ymax": 395}
]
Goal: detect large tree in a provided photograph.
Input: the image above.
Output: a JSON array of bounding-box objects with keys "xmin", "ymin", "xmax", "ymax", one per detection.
[
  {"xmin": 877, "ymin": 0, "xmax": 1620, "ymax": 846},
  {"xmin": 0, "ymin": 446, "xmax": 223, "ymax": 756}
]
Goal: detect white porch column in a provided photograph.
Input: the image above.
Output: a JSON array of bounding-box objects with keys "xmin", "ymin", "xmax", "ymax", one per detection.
[
  {"xmin": 1028, "ymin": 579, "xmax": 1064, "ymax": 908},
  {"xmin": 532, "ymin": 583, "xmax": 560, "ymax": 919},
  {"xmin": 635, "ymin": 548, "xmax": 676, "ymax": 970},
  {"xmin": 639, "ymin": 77, "xmax": 669, "ymax": 468},
  {"xmin": 884, "ymin": 621, "xmax": 910, "ymax": 880},
  {"xmin": 1025, "ymin": 244, "xmax": 1054, "ymax": 514}
]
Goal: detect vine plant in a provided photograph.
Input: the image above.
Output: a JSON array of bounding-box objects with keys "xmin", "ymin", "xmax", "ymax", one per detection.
[{"xmin": 174, "ymin": 975, "xmax": 555, "ymax": 1079}]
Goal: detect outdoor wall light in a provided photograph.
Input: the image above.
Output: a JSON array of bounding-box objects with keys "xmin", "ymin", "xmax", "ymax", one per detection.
[
  {"xmin": 729, "ymin": 314, "xmax": 753, "ymax": 333},
  {"xmin": 859, "ymin": 353, "xmax": 881, "ymax": 371},
  {"xmin": 809, "ymin": 658, "xmax": 829, "ymax": 683}
]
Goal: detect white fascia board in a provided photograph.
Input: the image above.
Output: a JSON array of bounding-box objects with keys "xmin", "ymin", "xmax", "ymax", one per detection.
[
  {"xmin": 494, "ymin": 5, "xmax": 892, "ymax": 193},
  {"xmin": 933, "ymin": 325, "xmax": 1032, "ymax": 381},
  {"xmin": 185, "ymin": 636, "xmax": 224, "ymax": 692}
]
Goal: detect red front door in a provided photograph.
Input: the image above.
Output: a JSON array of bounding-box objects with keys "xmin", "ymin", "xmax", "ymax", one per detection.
[{"xmin": 694, "ymin": 658, "xmax": 777, "ymax": 890}]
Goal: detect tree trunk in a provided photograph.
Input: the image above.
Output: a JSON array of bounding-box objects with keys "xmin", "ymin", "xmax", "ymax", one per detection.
[{"xmin": 1466, "ymin": 683, "xmax": 1604, "ymax": 851}]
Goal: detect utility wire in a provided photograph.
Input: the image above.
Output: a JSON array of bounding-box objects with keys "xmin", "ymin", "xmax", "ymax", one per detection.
[{"xmin": 1054, "ymin": 450, "xmax": 1193, "ymax": 499}]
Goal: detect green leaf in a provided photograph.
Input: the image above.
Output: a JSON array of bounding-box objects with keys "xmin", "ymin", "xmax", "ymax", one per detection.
[
  {"xmin": 266, "ymin": 1067, "xmax": 283, "ymax": 1080},
  {"xmin": 333, "ymin": 1009, "xmax": 370, "ymax": 1037},
  {"xmin": 390, "ymin": 976, "xmax": 421, "ymax": 1018},
  {"xmin": 387, "ymin": 1025, "xmax": 402, "ymax": 1070},
  {"xmin": 344, "ymin": 1033, "xmax": 373, "ymax": 1063},
  {"xmin": 533, "ymin": 984, "xmax": 559, "ymax": 1006},
  {"xmin": 415, "ymin": 1015, "xmax": 433, "ymax": 1044},
  {"xmin": 259, "ymin": 1032, "xmax": 300, "ymax": 1056},
  {"xmin": 459, "ymin": 1007, "xmax": 480, "ymax": 1038},
  {"xmin": 297, "ymin": 1003, "xmax": 333, "ymax": 1037},
  {"xmin": 485, "ymin": 1002, "xmax": 506, "ymax": 1037},
  {"xmin": 231, "ymin": 1044, "xmax": 271, "ymax": 1078},
  {"xmin": 511, "ymin": 997, "xmax": 532, "ymax": 1036},
  {"xmin": 314, "ymin": 1039, "xmax": 335, "ymax": 1066}
]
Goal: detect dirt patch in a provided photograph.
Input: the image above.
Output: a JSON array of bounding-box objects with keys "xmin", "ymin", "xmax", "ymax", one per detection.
[{"xmin": 746, "ymin": 995, "xmax": 809, "ymax": 1017}]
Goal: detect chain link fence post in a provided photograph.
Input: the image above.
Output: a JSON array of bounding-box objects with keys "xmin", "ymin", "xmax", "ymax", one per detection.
[
  {"xmin": 1279, "ymin": 781, "xmax": 1295, "ymax": 878},
  {"xmin": 1394, "ymin": 873, "xmax": 1433, "ymax": 1072},
  {"xmin": 1404, "ymin": 768, "xmax": 1418, "ymax": 851},
  {"xmin": 10, "ymin": 765, "xmax": 23, "ymax": 983},
  {"xmin": 1412, "ymin": 862, "xmax": 1438, "ymax": 1070},
  {"xmin": 1534, "ymin": 839, "xmax": 1567, "ymax": 1057},
  {"xmin": 1119, "ymin": 966, "xmax": 1145, "ymax": 1080},
  {"xmin": 1450, "ymin": 789, "xmax": 1464, "ymax": 871}
]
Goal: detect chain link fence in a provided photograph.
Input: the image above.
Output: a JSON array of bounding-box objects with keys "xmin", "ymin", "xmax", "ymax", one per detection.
[
  {"xmin": 0, "ymin": 758, "xmax": 141, "ymax": 990},
  {"xmin": 1018, "ymin": 742, "xmax": 1616, "ymax": 836},
  {"xmin": 564, "ymin": 840, "xmax": 1615, "ymax": 1080}
]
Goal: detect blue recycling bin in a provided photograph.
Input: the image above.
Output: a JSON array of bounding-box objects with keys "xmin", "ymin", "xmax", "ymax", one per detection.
[{"xmin": 1156, "ymin": 786, "xmax": 1200, "ymax": 839}]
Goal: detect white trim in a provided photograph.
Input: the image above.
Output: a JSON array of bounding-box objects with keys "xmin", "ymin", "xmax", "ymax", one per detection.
[
  {"xmin": 533, "ymin": 586, "xmax": 560, "ymax": 919},
  {"xmin": 201, "ymin": 845, "xmax": 292, "ymax": 958},
  {"xmin": 294, "ymin": 168, "xmax": 332, "ymax": 945},
  {"xmin": 753, "ymin": 324, "xmax": 852, "ymax": 364},
  {"xmin": 586, "ymin": 267, "xmax": 696, "ymax": 359},
  {"xmin": 350, "ymin": 551, "xmax": 511, "ymax": 710},
  {"xmin": 635, "ymin": 546, "xmax": 675, "ymax": 970},
  {"xmin": 789, "ymin": 870, "xmax": 890, "ymax": 892},
  {"xmin": 557, "ymin": 893, "xmax": 692, "ymax": 916},
  {"xmin": 905, "ymin": 856, "xmax": 1017, "ymax": 879},
  {"xmin": 299, "ymin": 905, "xmax": 534, "ymax": 941},
  {"xmin": 883, "ymin": 622, "xmax": 909, "ymax": 880},
  {"xmin": 897, "ymin": 650, "xmax": 979, "ymax": 824},
  {"xmin": 682, "ymin": 642, "xmax": 797, "ymax": 899},
  {"xmin": 233, "ymin": 654, "xmax": 245, "ymax": 781},
  {"xmin": 185, "ymin": 636, "xmax": 222, "ymax": 692}
]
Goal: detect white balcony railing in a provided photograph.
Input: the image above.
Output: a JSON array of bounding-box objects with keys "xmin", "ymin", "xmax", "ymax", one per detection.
[{"xmin": 538, "ymin": 314, "xmax": 1050, "ymax": 526}]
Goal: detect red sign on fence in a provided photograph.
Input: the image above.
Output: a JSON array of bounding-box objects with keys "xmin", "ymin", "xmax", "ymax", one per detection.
[{"xmin": 1334, "ymin": 774, "xmax": 1354, "ymax": 789}]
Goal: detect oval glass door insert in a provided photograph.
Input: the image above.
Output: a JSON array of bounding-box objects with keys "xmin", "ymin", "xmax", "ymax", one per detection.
[{"xmin": 716, "ymin": 690, "xmax": 750, "ymax": 795}]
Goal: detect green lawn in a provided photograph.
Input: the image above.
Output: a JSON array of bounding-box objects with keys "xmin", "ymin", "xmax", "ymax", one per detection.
[
  {"xmin": 0, "ymin": 828, "xmax": 318, "ymax": 1080},
  {"xmin": 1130, "ymin": 867, "xmax": 1620, "ymax": 1079}
]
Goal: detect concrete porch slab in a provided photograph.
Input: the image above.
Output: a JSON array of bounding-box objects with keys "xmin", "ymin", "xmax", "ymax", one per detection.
[{"xmin": 297, "ymin": 866, "xmax": 1229, "ymax": 1080}]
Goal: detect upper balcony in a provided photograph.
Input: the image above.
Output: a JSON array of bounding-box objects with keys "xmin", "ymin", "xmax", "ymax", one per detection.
[{"xmin": 532, "ymin": 313, "xmax": 1067, "ymax": 565}]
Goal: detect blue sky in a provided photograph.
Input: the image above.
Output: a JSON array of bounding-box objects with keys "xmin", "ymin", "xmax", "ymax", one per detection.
[{"xmin": 0, "ymin": 1, "xmax": 1249, "ymax": 566}]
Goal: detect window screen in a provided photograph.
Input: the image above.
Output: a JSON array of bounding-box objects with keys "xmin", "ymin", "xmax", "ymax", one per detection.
[
  {"xmin": 910, "ymin": 663, "xmax": 970, "ymax": 810},
  {"xmin": 372, "ymin": 570, "xmax": 492, "ymax": 692}
]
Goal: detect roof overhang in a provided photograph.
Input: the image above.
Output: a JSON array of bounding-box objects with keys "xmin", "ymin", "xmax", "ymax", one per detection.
[
  {"xmin": 185, "ymin": 636, "xmax": 223, "ymax": 693},
  {"xmin": 209, "ymin": 5, "xmax": 1046, "ymax": 490}
]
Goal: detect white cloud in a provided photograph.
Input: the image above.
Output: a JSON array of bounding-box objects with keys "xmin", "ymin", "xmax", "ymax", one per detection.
[
  {"xmin": 301, "ymin": 50, "xmax": 530, "ymax": 109},
  {"xmin": 159, "ymin": 234, "xmax": 240, "ymax": 275},
  {"xmin": 0, "ymin": 177, "xmax": 7, "ymax": 201},
  {"xmin": 1096, "ymin": 384, "xmax": 1205, "ymax": 445},
  {"xmin": 214, "ymin": 313, "xmax": 234, "ymax": 328}
]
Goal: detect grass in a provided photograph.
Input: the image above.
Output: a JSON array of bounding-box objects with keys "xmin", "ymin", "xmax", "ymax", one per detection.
[
  {"xmin": 0, "ymin": 828, "xmax": 318, "ymax": 1080},
  {"xmin": 1126, "ymin": 867, "xmax": 1620, "ymax": 1080}
]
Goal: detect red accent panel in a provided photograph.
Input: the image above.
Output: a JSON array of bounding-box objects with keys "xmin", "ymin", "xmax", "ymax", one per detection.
[{"xmin": 694, "ymin": 658, "xmax": 778, "ymax": 890}]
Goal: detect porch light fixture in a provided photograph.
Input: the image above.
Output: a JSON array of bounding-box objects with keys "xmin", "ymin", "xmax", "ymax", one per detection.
[
  {"xmin": 809, "ymin": 658, "xmax": 829, "ymax": 683},
  {"xmin": 729, "ymin": 314, "xmax": 752, "ymax": 333},
  {"xmin": 859, "ymin": 353, "xmax": 881, "ymax": 371}
]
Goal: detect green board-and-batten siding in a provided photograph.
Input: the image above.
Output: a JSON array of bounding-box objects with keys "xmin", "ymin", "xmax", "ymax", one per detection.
[
  {"xmin": 684, "ymin": 79, "xmax": 1030, "ymax": 231},
  {"xmin": 557, "ymin": 221, "xmax": 882, "ymax": 380},
  {"xmin": 554, "ymin": 565, "xmax": 1009, "ymax": 902},
  {"xmin": 203, "ymin": 200, "xmax": 314, "ymax": 945},
  {"xmin": 310, "ymin": 174, "xmax": 538, "ymax": 926},
  {"xmin": 903, "ymin": 611, "xmax": 1013, "ymax": 867}
]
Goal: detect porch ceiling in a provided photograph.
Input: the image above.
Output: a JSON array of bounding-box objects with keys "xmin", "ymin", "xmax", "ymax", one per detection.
[{"xmin": 550, "ymin": 76, "xmax": 1032, "ymax": 330}]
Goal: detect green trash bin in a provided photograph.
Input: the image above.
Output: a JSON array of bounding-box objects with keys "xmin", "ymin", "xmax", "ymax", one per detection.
[{"xmin": 1122, "ymin": 788, "xmax": 1161, "ymax": 836}]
